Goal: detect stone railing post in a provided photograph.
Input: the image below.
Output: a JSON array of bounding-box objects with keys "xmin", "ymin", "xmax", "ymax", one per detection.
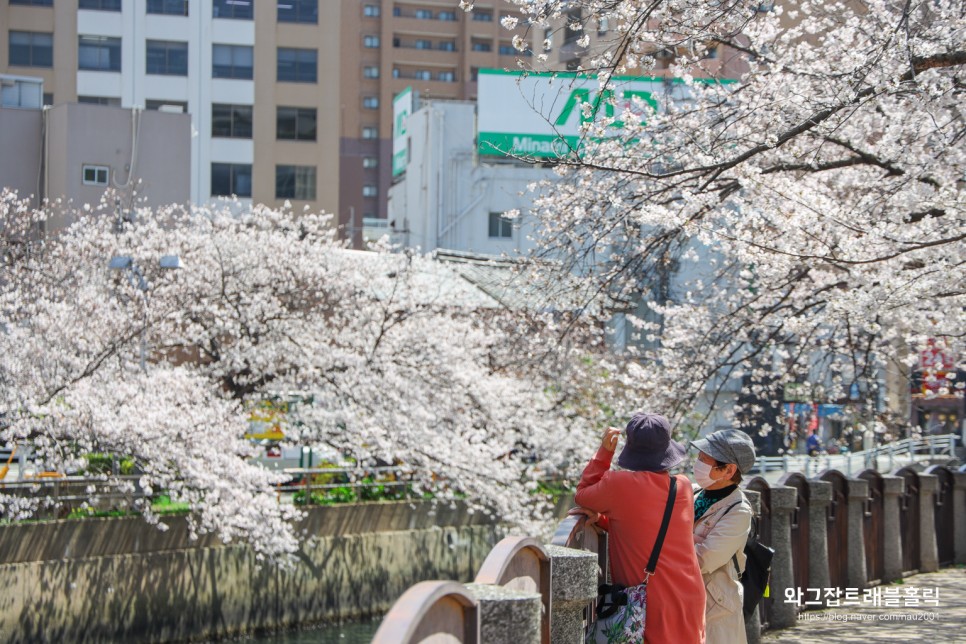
[
  {"xmin": 846, "ymin": 477, "xmax": 869, "ymax": 588},
  {"xmin": 768, "ymin": 485, "xmax": 798, "ymax": 629},
  {"xmin": 954, "ymin": 472, "xmax": 966, "ymax": 565},
  {"xmin": 742, "ymin": 490, "xmax": 762, "ymax": 644},
  {"xmin": 545, "ymin": 545, "xmax": 597, "ymax": 644},
  {"xmin": 806, "ymin": 480, "xmax": 831, "ymax": 599},
  {"xmin": 882, "ymin": 475, "xmax": 904, "ymax": 583},
  {"xmin": 464, "ymin": 584, "xmax": 542, "ymax": 644},
  {"xmin": 917, "ymin": 473, "xmax": 939, "ymax": 573}
]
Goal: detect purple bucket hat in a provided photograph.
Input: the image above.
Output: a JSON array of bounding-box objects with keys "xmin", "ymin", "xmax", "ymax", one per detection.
[{"xmin": 617, "ymin": 412, "xmax": 687, "ymax": 472}]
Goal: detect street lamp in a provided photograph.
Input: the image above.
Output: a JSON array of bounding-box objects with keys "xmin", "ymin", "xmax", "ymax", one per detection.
[{"xmin": 109, "ymin": 254, "xmax": 181, "ymax": 372}]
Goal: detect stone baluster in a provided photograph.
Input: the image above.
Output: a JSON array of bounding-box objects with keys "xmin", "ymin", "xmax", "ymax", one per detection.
[
  {"xmin": 846, "ymin": 477, "xmax": 869, "ymax": 588},
  {"xmin": 545, "ymin": 545, "xmax": 597, "ymax": 644},
  {"xmin": 954, "ymin": 472, "xmax": 966, "ymax": 565},
  {"xmin": 882, "ymin": 475, "xmax": 904, "ymax": 583},
  {"xmin": 806, "ymin": 480, "xmax": 831, "ymax": 600},
  {"xmin": 767, "ymin": 485, "xmax": 798, "ymax": 629},
  {"xmin": 917, "ymin": 473, "xmax": 939, "ymax": 573},
  {"xmin": 464, "ymin": 584, "xmax": 542, "ymax": 644}
]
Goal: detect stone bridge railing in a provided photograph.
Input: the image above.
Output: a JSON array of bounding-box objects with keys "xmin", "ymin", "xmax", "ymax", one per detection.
[{"xmin": 374, "ymin": 461, "xmax": 966, "ymax": 643}]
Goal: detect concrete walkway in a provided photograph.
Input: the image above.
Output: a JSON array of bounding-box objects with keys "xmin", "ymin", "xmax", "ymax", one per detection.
[{"xmin": 762, "ymin": 568, "xmax": 966, "ymax": 642}]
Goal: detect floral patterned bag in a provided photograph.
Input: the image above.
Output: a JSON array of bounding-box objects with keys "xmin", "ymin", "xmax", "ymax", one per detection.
[{"xmin": 588, "ymin": 475, "xmax": 678, "ymax": 644}]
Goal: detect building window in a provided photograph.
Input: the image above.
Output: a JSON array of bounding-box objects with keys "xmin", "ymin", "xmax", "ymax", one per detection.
[
  {"xmin": 363, "ymin": 4, "xmax": 380, "ymax": 17},
  {"xmin": 212, "ymin": 44, "xmax": 253, "ymax": 79},
  {"xmin": 9, "ymin": 0, "xmax": 53, "ymax": 5},
  {"xmin": 212, "ymin": 103, "xmax": 253, "ymax": 139},
  {"xmin": 147, "ymin": 0, "xmax": 189, "ymax": 16},
  {"xmin": 498, "ymin": 44, "xmax": 517, "ymax": 56},
  {"xmin": 82, "ymin": 165, "xmax": 109, "ymax": 186},
  {"xmin": 471, "ymin": 41, "xmax": 492, "ymax": 53},
  {"xmin": 438, "ymin": 10, "xmax": 457, "ymax": 21},
  {"xmin": 470, "ymin": 67, "xmax": 480, "ymax": 81},
  {"xmin": 278, "ymin": 0, "xmax": 318, "ymax": 23},
  {"xmin": 362, "ymin": 184, "xmax": 377, "ymax": 198},
  {"xmin": 277, "ymin": 47, "xmax": 317, "ymax": 83},
  {"xmin": 145, "ymin": 99, "xmax": 188, "ymax": 112},
  {"xmin": 146, "ymin": 40, "xmax": 188, "ymax": 76},
  {"xmin": 362, "ymin": 156, "xmax": 378, "ymax": 169},
  {"xmin": 43, "ymin": 92, "xmax": 53, "ymax": 106},
  {"xmin": 276, "ymin": 106, "xmax": 316, "ymax": 141},
  {"xmin": 78, "ymin": 95, "xmax": 121, "ymax": 106},
  {"xmin": 9, "ymin": 31, "xmax": 53, "ymax": 68},
  {"xmin": 437, "ymin": 71, "xmax": 455, "ymax": 82},
  {"xmin": 363, "ymin": 65, "xmax": 380, "ymax": 79},
  {"xmin": 439, "ymin": 41, "xmax": 456, "ymax": 52},
  {"xmin": 211, "ymin": 163, "xmax": 252, "ymax": 197},
  {"xmin": 472, "ymin": 9, "xmax": 493, "ymax": 21},
  {"xmin": 704, "ymin": 45, "xmax": 719, "ymax": 59},
  {"xmin": 363, "ymin": 35, "xmax": 380, "ymax": 48},
  {"xmin": 362, "ymin": 126, "xmax": 378, "ymax": 139},
  {"xmin": 275, "ymin": 165, "xmax": 316, "ymax": 200},
  {"xmin": 414, "ymin": 39, "xmax": 432, "ymax": 50},
  {"xmin": 415, "ymin": 9, "xmax": 433, "ymax": 19},
  {"xmin": 488, "ymin": 212, "xmax": 513, "ymax": 238},
  {"xmin": 79, "ymin": 0, "xmax": 121, "ymax": 11},
  {"xmin": 213, "ymin": 0, "xmax": 253, "ymax": 19},
  {"xmin": 414, "ymin": 70, "xmax": 431, "ymax": 81},
  {"xmin": 362, "ymin": 96, "xmax": 378, "ymax": 109},
  {"xmin": 78, "ymin": 36, "xmax": 122, "ymax": 72}
]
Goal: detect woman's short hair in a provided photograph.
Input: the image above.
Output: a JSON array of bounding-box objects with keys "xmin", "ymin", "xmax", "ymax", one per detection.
[{"xmin": 713, "ymin": 458, "xmax": 743, "ymax": 484}]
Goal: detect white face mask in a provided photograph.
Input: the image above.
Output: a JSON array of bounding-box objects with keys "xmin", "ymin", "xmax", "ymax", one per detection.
[{"xmin": 692, "ymin": 460, "xmax": 717, "ymax": 489}]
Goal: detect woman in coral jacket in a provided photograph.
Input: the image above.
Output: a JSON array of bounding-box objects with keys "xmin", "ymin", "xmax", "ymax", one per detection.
[
  {"xmin": 574, "ymin": 413, "xmax": 706, "ymax": 644},
  {"xmin": 690, "ymin": 429, "xmax": 756, "ymax": 644}
]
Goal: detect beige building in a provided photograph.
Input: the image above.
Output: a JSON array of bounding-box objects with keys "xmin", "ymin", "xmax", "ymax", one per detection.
[
  {"xmin": 339, "ymin": 1, "xmax": 749, "ymax": 246},
  {"xmin": 1, "ymin": 0, "xmax": 340, "ymax": 220},
  {"xmin": 0, "ymin": 77, "xmax": 190, "ymax": 230}
]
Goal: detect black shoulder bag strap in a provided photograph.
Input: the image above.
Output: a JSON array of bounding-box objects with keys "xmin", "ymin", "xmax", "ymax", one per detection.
[{"xmin": 643, "ymin": 474, "xmax": 678, "ymax": 582}]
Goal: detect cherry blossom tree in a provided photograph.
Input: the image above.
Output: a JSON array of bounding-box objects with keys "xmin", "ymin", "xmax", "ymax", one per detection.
[
  {"xmin": 0, "ymin": 191, "xmax": 621, "ymax": 554},
  {"xmin": 494, "ymin": 0, "xmax": 965, "ymax": 436}
]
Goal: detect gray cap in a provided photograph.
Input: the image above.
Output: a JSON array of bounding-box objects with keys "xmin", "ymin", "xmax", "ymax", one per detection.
[{"xmin": 690, "ymin": 429, "xmax": 757, "ymax": 474}]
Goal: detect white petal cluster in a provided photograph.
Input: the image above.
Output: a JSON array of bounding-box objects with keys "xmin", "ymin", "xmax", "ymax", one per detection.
[
  {"xmin": 0, "ymin": 194, "xmax": 637, "ymax": 550},
  {"xmin": 517, "ymin": 0, "xmax": 965, "ymax": 432}
]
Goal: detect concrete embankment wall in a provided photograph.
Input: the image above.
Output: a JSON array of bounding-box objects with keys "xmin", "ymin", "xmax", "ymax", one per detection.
[{"xmin": 0, "ymin": 502, "xmax": 506, "ymax": 643}]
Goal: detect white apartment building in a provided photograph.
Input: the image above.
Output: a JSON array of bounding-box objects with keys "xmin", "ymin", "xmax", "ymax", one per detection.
[{"xmin": 387, "ymin": 99, "xmax": 550, "ymax": 255}]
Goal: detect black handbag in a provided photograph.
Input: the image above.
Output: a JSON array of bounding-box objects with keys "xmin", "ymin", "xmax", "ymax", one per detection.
[{"xmin": 721, "ymin": 497, "xmax": 776, "ymax": 619}]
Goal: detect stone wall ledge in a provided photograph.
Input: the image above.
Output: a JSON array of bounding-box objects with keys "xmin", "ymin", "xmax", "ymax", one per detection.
[{"xmin": 0, "ymin": 501, "xmax": 492, "ymax": 564}]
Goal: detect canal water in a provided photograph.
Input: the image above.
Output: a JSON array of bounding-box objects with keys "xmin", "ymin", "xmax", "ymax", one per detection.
[{"xmin": 231, "ymin": 620, "xmax": 380, "ymax": 643}]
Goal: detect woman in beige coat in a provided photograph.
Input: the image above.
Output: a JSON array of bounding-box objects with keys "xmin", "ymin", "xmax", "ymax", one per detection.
[{"xmin": 691, "ymin": 429, "xmax": 757, "ymax": 644}]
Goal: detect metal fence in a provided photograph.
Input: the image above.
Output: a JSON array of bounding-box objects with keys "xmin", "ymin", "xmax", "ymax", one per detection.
[{"xmin": 750, "ymin": 433, "xmax": 958, "ymax": 477}]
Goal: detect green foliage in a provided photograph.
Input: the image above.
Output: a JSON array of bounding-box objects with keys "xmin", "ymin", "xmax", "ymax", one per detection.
[
  {"xmin": 66, "ymin": 507, "xmax": 129, "ymax": 519},
  {"xmin": 533, "ymin": 479, "xmax": 575, "ymax": 504},
  {"xmin": 293, "ymin": 476, "xmax": 418, "ymax": 506},
  {"xmin": 151, "ymin": 494, "xmax": 190, "ymax": 515},
  {"xmin": 81, "ymin": 453, "xmax": 136, "ymax": 475},
  {"xmin": 63, "ymin": 493, "xmax": 189, "ymax": 520}
]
